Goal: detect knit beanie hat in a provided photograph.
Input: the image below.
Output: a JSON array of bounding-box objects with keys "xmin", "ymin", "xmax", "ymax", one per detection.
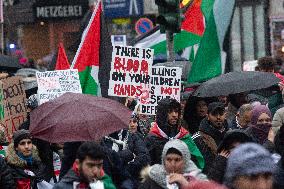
[
  {"xmin": 13, "ymin": 129, "xmax": 32, "ymax": 148},
  {"xmin": 224, "ymin": 143, "xmax": 275, "ymax": 187},
  {"xmin": 251, "ymin": 104, "xmax": 271, "ymax": 125}
]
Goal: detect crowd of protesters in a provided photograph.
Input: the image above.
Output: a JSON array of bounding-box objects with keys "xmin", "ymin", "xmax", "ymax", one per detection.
[{"xmin": 0, "ymin": 56, "xmax": 284, "ymax": 189}]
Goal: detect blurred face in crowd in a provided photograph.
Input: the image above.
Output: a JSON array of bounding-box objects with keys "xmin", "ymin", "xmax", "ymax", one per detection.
[
  {"xmin": 256, "ymin": 113, "xmax": 271, "ymax": 125},
  {"xmin": 164, "ymin": 153, "xmax": 185, "ymax": 174},
  {"xmin": 78, "ymin": 156, "xmax": 104, "ymax": 183},
  {"xmin": 233, "ymin": 173, "xmax": 273, "ymax": 189},
  {"xmin": 196, "ymin": 100, "xmax": 208, "ymax": 117},
  {"xmin": 129, "ymin": 118, "xmax": 138, "ymax": 133},
  {"xmin": 208, "ymin": 110, "xmax": 226, "ymax": 129},
  {"xmin": 16, "ymin": 139, "xmax": 33, "ymax": 157},
  {"xmin": 167, "ymin": 109, "xmax": 179, "ymax": 126},
  {"xmin": 237, "ymin": 110, "xmax": 252, "ymax": 128}
]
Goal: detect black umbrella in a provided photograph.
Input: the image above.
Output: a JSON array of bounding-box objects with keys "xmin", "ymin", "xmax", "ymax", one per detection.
[{"xmin": 193, "ymin": 71, "xmax": 281, "ymax": 97}]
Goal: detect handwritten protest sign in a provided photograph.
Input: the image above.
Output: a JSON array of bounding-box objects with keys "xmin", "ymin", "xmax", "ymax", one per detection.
[
  {"xmin": 37, "ymin": 69, "xmax": 82, "ymax": 104},
  {"xmin": 108, "ymin": 46, "xmax": 154, "ymax": 98},
  {"xmin": 0, "ymin": 77, "xmax": 27, "ymax": 141},
  {"xmin": 140, "ymin": 66, "xmax": 182, "ymax": 115}
]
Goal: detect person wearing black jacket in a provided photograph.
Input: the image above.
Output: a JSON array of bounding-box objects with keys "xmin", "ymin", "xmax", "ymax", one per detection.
[
  {"xmin": 102, "ymin": 114, "xmax": 150, "ymax": 182},
  {"xmin": 0, "ymin": 156, "xmax": 15, "ymax": 188},
  {"xmin": 192, "ymin": 102, "xmax": 229, "ymax": 174},
  {"xmin": 6, "ymin": 130, "xmax": 48, "ymax": 189}
]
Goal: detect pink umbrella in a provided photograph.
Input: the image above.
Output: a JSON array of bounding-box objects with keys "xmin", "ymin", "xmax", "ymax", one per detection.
[{"xmin": 29, "ymin": 93, "xmax": 131, "ymax": 143}]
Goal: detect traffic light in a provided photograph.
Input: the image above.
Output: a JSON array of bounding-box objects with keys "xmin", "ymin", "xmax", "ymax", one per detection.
[{"xmin": 155, "ymin": 0, "xmax": 182, "ymax": 33}]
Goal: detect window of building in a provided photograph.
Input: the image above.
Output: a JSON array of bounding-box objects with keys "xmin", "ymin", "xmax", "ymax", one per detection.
[{"xmin": 229, "ymin": 0, "xmax": 269, "ymax": 71}]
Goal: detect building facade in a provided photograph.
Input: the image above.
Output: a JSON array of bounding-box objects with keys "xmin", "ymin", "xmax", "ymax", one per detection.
[
  {"xmin": 270, "ymin": 0, "xmax": 284, "ymax": 60},
  {"xmin": 228, "ymin": 0, "xmax": 270, "ymax": 71},
  {"xmin": 4, "ymin": 0, "xmax": 89, "ymax": 64}
]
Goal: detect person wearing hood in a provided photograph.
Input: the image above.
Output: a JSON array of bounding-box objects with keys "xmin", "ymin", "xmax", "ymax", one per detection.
[
  {"xmin": 192, "ymin": 102, "xmax": 229, "ymax": 174},
  {"xmin": 145, "ymin": 98, "xmax": 204, "ymax": 169},
  {"xmin": 139, "ymin": 139, "xmax": 207, "ymax": 189},
  {"xmin": 224, "ymin": 143, "xmax": 276, "ymax": 189},
  {"xmin": 207, "ymin": 130, "xmax": 253, "ymax": 183},
  {"xmin": 183, "ymin": 96, "xmax": 210, "ymax": 135},
  {"xmin": 245, "ymin": 104, "xmax": 275, "ymax": 152},
  {"xmin": 6, "ymin": 129, "xmax": 48, "ymax": 189}
]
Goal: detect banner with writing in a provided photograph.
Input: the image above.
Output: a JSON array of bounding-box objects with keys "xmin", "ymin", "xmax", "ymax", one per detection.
[
  {"xmin": 108, "ymin": 46, "xmax": 154, "ymax": 99},
  {"xmin": 36, "ymin": 69, "xmax": 82, "ymax": 104},
  {"xmin": 0, "ymin": 77, "xmax": 27, "ymax": 141},
  {"xmin": 141, "ymin": 66, "xmax": 182, "ymax": 115}
]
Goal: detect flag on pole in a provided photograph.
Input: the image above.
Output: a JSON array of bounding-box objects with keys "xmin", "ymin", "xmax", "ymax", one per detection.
[
  {"xmin": 133, "ymin": 0, "xmax": 235, "ymax": 84},
  {"xmin": 187, "ymin": 0, "xmax": 235, "ymax": 83},
  {"xmin": 71, "ymin": 0, "xmax": 112, "ymax": 97},
  {"xmin": 134, "ymin": 0, "xmax": 205, "ymax": 56},
  {"xmin": 55, "ymin": 43, "xmax": 70, "ymax": 70}
]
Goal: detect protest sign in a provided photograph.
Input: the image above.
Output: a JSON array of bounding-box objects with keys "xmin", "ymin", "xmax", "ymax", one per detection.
[
  {"xmin": 36, "ymin": 69, "xmax": 82, "ymax": 104},
  {"xmin": 140, "ymin": 66, "xmax": 182, "ymax": 115},
  {"xmin": 0, "ymin": 77, "xmax": 27, "ymax": 141},
  {"xmin": 108, "ymin": 46, "xmax": 154, "ymax": 98}
]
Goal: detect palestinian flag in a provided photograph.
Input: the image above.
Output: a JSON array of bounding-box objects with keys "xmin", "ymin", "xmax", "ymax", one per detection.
[
  {"xmin": 150, "ymin": 123, "xmax": 205, "ymax": 169},
  {"xmin": 134, "ymin": 0, "xmax": 205, "ymax": 56},
  {"xmin": 55, "ymin": 42, "xmax": 70, "ymax": 70},
  {"xmin": 188, "ymin": 0, "xmax": 235, "ymax": 83},
  {"xmin": 71, "ymin": 0, "xmax": 112, "ymax": 97}
]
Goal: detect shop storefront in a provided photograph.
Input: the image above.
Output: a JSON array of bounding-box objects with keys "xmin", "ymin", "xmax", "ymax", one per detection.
[{"xmin": 4, "ymin": 0, "xmax": 90, "ymax": 63}]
